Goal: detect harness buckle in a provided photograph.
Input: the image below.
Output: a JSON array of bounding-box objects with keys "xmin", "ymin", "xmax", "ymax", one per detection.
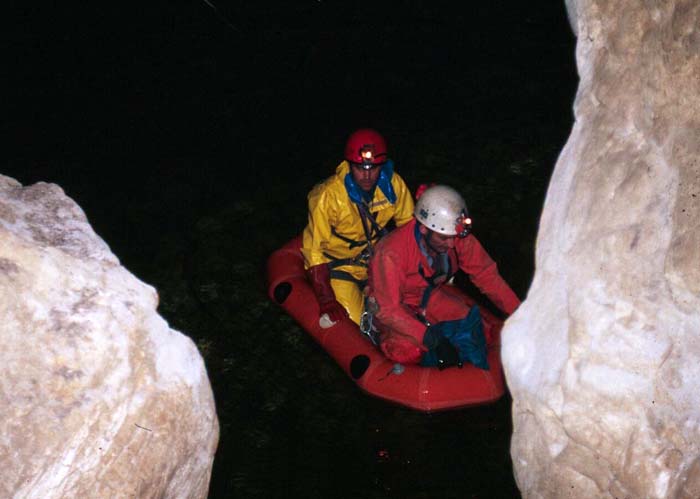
[
  {"xmin": 360, "ymin": 296, "xmax": 380, "ymax": 346},
  {"xmin": 355, "ymin": 247, "xmax": 372, "ymax": 265},
  {"xmin": 416, "ymin": 309, "xmax": 432, "ymax": 327}
]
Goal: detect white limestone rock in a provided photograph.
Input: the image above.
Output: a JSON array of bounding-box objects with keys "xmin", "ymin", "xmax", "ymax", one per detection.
[
  {"xmin": 502, "ymin": 1, "xmax": 700, "ymax": 497},
  {"xmin": 0, "ymin": 176, "xmax": 219, "ymax": 498}
]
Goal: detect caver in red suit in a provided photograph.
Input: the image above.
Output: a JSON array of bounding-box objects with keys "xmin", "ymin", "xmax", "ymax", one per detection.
[{"xmin": 367, "ymin": 185, "xmax": 520, "ymax": 365}]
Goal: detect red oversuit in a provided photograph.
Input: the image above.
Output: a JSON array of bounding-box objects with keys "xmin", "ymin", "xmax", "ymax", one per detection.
[{"xmin": 367, "ymin": 219, "xmax": 520, "ymax": 364}]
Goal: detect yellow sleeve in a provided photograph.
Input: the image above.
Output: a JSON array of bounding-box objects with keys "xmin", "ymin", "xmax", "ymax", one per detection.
[
  {"xmin": 301, "ymin": 183, "xmax": 336, "ymax": 269},
  {"xmin": 390, "ymin": 173, "xmax": 415, "ymax": 227}
]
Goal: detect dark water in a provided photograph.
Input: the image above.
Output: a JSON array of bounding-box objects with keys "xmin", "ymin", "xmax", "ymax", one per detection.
[{"xmin": 6, "ymin": 1, "xmax": 578, "ymax": 497}]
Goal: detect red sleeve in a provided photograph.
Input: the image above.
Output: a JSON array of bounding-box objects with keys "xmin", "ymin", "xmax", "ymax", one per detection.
[
  {"xmin": 456, "ymin": 236, "xmax": 521, "ymax": 315},
  {"xmin": 370, "ymin": 248, "xmax": 428, "ymax": 346}
]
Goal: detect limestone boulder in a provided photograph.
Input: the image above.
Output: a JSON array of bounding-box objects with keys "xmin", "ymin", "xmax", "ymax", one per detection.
[
  {"xmin": 0, "ymin": 175, "xmax": 219, "ymax": 498},
  {"xmin": 502, "ymin": 1, "xmax": 700, "ymax": 497}
]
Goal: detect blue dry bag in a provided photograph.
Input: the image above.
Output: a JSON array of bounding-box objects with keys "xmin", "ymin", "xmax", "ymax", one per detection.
[{"xmin": 420, "ymin": 305, "xmax": 489, "ymax": 370}]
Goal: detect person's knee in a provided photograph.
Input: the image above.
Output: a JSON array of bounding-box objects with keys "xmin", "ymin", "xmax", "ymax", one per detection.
[
  {"xmin": 342, "ymin": 294, "xmax": 364, "ymax": 325},
  {"xmin": 380, "ymin": 339, "xmax": 422, "ymax": 364},
  {"xmin": 332, "ymin": 281, "xmax": 364, "ymax": 325},
  {"xmin": 346, "ymin": 300, "xmax": 363, "ymax": 325},
  {"xmin": 426, "ymin": 293, "xmax": 469, "ymax": 323}
]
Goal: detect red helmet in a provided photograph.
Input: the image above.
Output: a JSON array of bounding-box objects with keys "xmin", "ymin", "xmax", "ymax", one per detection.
[{"xmin": 344, "ymin": 129, "xmax": 388, "ymax": 169}]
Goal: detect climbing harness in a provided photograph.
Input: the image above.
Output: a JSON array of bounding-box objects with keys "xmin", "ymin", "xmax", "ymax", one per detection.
[{"xmin": 323, "ymin": 198, "xmax": 387, "ymax": 287}]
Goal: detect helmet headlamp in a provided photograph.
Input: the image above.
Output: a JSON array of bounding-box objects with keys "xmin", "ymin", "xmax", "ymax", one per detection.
[
  {"xmin": 456, "ymin": 211, "xmax": 472, "ymax": 238},
  {"xmin": 358, "ymin": 147, "xmax": 377, "ymax": 170},
  {"xmin": 352, "ymin": 146, "xmax": 385, "ymax": 170}
]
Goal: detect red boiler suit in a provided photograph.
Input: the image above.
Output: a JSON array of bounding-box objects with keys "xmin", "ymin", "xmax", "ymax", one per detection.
[{"xmin": 367, "ymin": 219, "xmax": 521, "ymax": 364}]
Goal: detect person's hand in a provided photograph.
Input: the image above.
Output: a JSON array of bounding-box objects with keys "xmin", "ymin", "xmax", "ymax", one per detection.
[
  {"xmin": 319, "ymin": 299, "xmax": 348, "ymax": 323},
  {"xmin": 307, "ymin": 263, "xmax": 348, "ymax": 322},
  {"xmin": 421, "ymin": 323, "xmax": 462, "ymax": 369},
  {"xmin": 435, "ymin": 336, "xmax": 462, "ymax": 370}
]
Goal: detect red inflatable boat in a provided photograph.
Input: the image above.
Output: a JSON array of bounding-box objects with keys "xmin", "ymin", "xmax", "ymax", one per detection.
[{"xmin": 266, "ymin": 236, "xmax": 506, "ymax": 412}]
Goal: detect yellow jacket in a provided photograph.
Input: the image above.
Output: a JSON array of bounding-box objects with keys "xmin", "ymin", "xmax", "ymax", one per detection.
[{"xmin": 302, "ymin": 161, "xmax": 414, "ymax": 280}]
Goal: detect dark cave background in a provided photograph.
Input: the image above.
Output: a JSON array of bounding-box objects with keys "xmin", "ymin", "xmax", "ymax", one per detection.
[{"xmin": 4, "ymin": 1, "xmax": 578, "ymax": 497}]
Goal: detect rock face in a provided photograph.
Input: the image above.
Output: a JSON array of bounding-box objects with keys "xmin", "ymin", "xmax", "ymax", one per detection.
[
  {"xmin": 502, "ymin": 1, "xmax": 700, "ymax": 498},
  {"xmin": 0, "ymin": 176, "xmax": 219, "ymax": 498}
]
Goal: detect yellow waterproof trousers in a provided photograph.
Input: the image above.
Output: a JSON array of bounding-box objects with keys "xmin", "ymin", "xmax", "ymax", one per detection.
[{"xmin": 331, "ymin": 278, "xmax": 365, "ymax": 325}]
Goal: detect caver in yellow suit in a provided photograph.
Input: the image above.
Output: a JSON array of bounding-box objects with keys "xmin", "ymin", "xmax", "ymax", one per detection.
[{"xmin": 302, "ymin": 159, "xmax": 414, "ymax": 325}]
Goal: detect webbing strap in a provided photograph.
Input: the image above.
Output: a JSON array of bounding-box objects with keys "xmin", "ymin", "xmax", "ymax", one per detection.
[
  {"xmin": 356, "ymin": 202, "xmax": 387, "ymax": 245},
  {"xmin": 331, "ymin": 227, "xmax": 366, "ymax": 249},
  {"xmin": 328, "ymin": 202, "xmax": 385, "ymax": 255},
  {"xmin": 418, "ymin": 264, "xmax": 439, "ymax": 312},
  {"xmin": 329, "ymin": 269, "xmax": 367, "ymax": 287},
  {"xmin": 323, "ymin": 250, "xmax": 369, "ymax": 270},
  {"xmin": 325, "ymin": 202, "xmax": 386, "ymax": 270}
]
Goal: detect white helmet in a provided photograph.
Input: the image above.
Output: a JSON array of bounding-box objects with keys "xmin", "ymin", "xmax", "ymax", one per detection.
[{"xmin": 414, "ymin": 185, "xmax": 472, "ymax": 237}]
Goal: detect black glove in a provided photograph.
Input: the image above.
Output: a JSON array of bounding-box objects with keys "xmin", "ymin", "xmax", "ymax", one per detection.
[
  {"xmin": 422, "ymin": 323, "xmax": 443, "ymax": 349},
  {"xmin": 421, "ymin": 324, "xmax": 463, "ymax": 370},
  {"xmin": 434, "ymin": 335, "xmax": 463, "ymax": 371}
]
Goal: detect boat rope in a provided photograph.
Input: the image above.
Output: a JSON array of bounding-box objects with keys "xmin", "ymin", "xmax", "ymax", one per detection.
[{"xmin": 199, "ymin": 0, "xmax": 241, "ymax": 33}]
